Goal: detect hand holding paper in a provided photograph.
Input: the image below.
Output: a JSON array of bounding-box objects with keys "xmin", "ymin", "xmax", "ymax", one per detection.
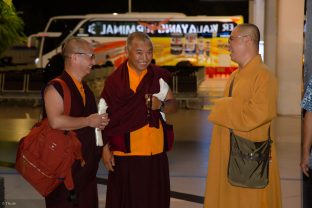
[
  {"xmin": 95, "ymin": 98, "xmax": 108, "ymax": 146},
  {"xmin": 153, "ymin": 78, "xmax": 169, "ymax": 101},
  {"xmin": 153, "ymin": 78, "xmax": 169, "ymax": 120}
]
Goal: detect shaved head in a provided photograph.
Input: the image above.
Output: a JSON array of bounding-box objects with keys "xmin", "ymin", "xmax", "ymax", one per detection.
[
  {"xmin": 236, "ymin": 24, "xmax": 260, "ymax": 48},
  {"xmin": 62, "ymin": 37, "xmax": 91, "ymax": 58},
  {"xmin": 126, "ymin": 32, "xmax": 153, "ymax": 51}
]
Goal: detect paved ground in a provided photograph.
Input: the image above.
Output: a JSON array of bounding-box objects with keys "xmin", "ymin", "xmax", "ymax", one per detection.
[
  {"xmin": 0, "ymin": 77, "xmax": 303, "ymax": 207},
  {"xmin": 0, "ymin": 98, "xmax": 213, "ymax": 207}
]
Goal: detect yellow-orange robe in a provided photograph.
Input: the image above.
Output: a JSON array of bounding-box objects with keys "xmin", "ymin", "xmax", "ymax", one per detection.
[{"xmin": 204, "ymin": 55, "xmax": 282, "ymax": 208}]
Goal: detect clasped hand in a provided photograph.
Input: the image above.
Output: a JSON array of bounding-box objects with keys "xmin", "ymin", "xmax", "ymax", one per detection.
[
  {"xmin": 145, "ymin": 94, "xmax": 162, "ymax": 110},
  {"xmin": 88, "ymin": 113, "xmax": 109, "ymax": 129}
]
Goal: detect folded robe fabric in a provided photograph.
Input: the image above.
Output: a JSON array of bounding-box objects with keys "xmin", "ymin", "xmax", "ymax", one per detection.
[{"xmin": 101, "ymin": 61, "xmax": 171, "ymax": 148}]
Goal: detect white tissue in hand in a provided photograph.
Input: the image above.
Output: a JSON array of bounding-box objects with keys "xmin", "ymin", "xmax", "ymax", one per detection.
[
  {"xmin": 95, "ymin": 98, "xmax": 107, "ymax": 146},
  {"xmin": 153, "ymin": 78, "xmax": 169, "ymax": 101},
  {"xmin": 153, "ymin": 78, "xmax": 169, "ymax": 121},
  {"xmin": 98, "ymin": 98, "xmax": 108, "ymax": 114}
]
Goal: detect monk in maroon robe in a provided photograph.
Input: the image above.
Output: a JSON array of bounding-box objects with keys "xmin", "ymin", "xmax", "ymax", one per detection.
[
  {"xmin": 101, "ymin": 32, "xmax": 178, "ymax": 208},
  {"xmin": 43, "ymin": 38, "xmax": 109, "ymax": 208}
]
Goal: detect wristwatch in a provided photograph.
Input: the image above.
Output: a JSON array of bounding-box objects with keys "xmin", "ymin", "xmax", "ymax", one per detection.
[{"xmin": 160, "ymin": 101, "xmax": 165, "ymax": 112}]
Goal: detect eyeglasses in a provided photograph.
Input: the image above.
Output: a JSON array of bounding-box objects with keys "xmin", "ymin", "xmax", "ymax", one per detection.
[
  {"xmin": 74, "ymin": 52, "xmax": 95, "ymax": 59},
  {"xmin": 228, "ymin": 34, "xmax": 249, "ymax": 43}
]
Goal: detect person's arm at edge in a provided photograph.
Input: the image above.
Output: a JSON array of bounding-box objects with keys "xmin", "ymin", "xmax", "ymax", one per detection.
[{"xmin": 301, "ymin": 111, "xmax": 312, "ymax": 177}]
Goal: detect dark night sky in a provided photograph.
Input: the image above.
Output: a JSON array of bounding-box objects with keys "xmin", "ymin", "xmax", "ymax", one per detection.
[{"xmin": 12, "ymin": 0, "xmax": 249, "ymax": 35}]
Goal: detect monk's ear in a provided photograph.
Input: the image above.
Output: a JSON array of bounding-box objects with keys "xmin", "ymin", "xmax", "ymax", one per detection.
[
  {"xmin": 245, "ymin": 35, "xmax": 253, "ymax": 45},
  {"xmin": 71, "ymin": 54, "xmax": 79, "ymax": 63}
]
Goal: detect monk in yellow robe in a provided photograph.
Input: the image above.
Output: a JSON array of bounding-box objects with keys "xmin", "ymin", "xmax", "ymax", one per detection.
[{"xmin": 204, "ymin": 24, "xmax": 282, "ymax": 208}]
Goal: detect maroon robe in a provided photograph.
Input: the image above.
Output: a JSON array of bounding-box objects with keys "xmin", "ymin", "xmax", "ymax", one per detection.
[
  {"xmin": 44, "ymin": 72, "xmax": 102, "ymax": 208},
  {"xmin": 101, "ymin": 61, "xmax": 172, "ymax": 152},
  {"xmin": 101, "ymin": 61, "xmax": 172, "ymax": 208}
]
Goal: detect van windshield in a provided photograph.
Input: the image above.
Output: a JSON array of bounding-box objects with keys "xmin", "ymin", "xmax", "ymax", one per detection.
[{"xmin": 42, "ymin": 18, "xmax": 83, "ymax": 54}]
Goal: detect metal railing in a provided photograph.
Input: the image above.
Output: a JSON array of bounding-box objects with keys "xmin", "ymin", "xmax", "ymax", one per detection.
[
  {"xmin": 0, "ymin": 67, "xmax": 43, "ymax": 101},
  {"xmin": 0, "ymin": 65, "xmax": 206, "ymax": 109}
]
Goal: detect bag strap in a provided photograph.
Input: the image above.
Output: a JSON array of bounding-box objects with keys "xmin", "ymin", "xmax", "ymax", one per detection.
[
  {"xmin": 50, "ymin": 78, "xmax": 71, "ymax": 116},
  {"xmin": 229, "ymin": 126, "xmax": 271, "ymax": 146},
  {"xmin": 229, "ymin": 77, "xmax": 234, "ymax": 97}
]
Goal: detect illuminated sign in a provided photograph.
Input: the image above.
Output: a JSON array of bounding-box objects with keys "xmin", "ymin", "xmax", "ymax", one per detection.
[{"xmin": 80, "ymin": 21, "xmax": 236, "ymax": 37}]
